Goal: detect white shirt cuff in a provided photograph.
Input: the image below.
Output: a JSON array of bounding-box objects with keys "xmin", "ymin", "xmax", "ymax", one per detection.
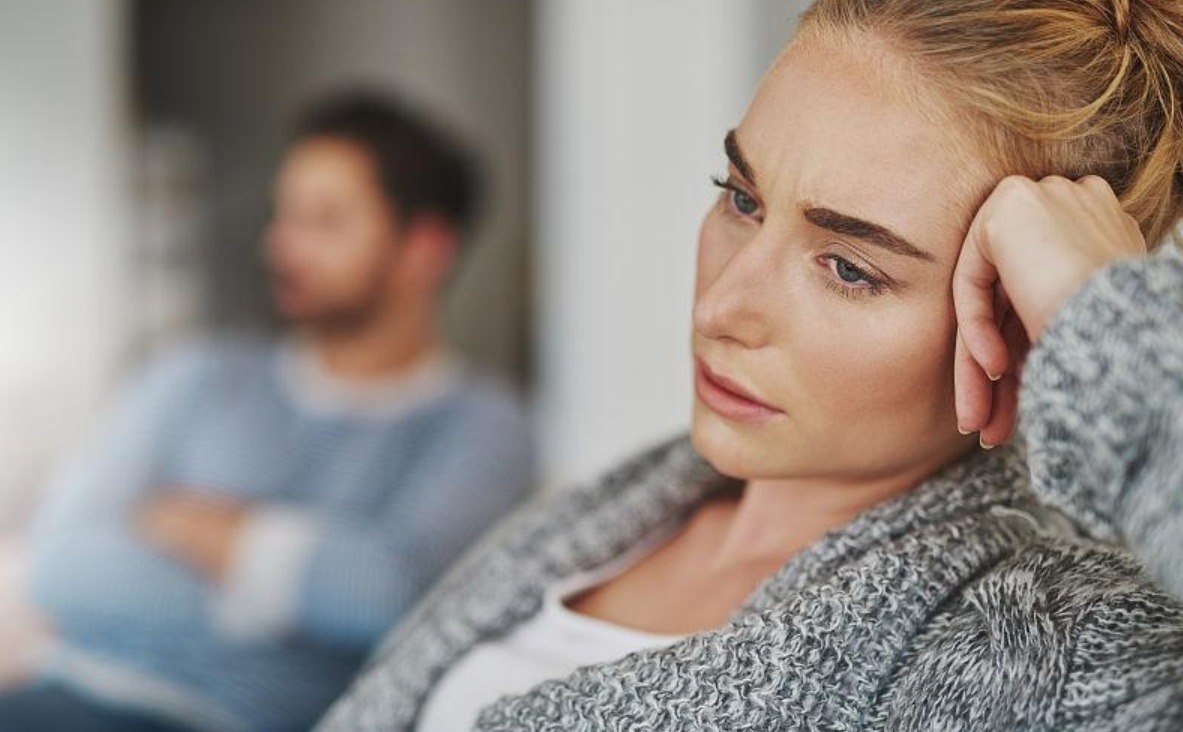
[{"xmin": 210, "ymin": 507, "xmax": 322, "ymax": 642}]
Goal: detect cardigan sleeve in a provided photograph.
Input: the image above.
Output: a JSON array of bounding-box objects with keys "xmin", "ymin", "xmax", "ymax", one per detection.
[
  {"xmin": 1019, "ymin": 241, "xmax": 1183, "ymax": 600},
  {"xmin": 1054, "ymin": 556, "xmax": 1183, "ymax": 731}
]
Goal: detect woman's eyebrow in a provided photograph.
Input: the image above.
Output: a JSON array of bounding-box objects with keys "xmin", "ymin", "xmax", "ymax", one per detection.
[
  {"xmin": 803, "ymin": 206, "xmax": 936, "ymax": 262},
  {"xmin": 724, "ymin": 129, "xmax": 757, "ymax": 184},
  {"xmin": 724, "ymin": 129, "xmax": 934, "ymax": 263}
]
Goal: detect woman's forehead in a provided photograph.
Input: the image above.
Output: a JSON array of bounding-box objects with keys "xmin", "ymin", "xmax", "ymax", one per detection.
[{"xmin": 738, "ymin": 36, "xmax": 992, "ymax": 258}]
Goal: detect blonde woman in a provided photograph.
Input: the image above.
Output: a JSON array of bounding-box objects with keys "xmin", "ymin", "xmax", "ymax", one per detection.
[{"xmin": 320, "ymin": 0, "xmax": 1183, "ymax": 729}]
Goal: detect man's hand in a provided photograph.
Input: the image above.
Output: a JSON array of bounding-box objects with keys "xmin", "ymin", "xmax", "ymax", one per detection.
[
  {"xmin": 952, "ymin": 174, "xmax": 1148, "ymax": 447},
  {"xmin": 135, "ymin": 490, "xmax": 251, "ymax": 582}
]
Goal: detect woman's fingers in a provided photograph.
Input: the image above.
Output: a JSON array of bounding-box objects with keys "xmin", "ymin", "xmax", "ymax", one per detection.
[
  {"xmin": 952, "ymin": 216, "xmax": 1010, "ymax": 382},
  {"xmin": 954, "ymin": 328, "xmax": 993, "ymax": 434},
  {"xmin": 978, "ymin": 373, "xmax": 1018, "ymax": 448},
  {"xmin": 952, "ymin": 204, "xmax": 1011, "ymax": 434},
  {"xmin": 978, "ymin": 309, "xmax": 1029, "ymax": 446},
  {"xmin": 952, "ymin": 173, "xmax": 1147, "ymax": 444}
]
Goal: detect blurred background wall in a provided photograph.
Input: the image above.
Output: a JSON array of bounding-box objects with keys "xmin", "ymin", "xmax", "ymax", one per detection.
[
  {"xmin": 0, "ymin": 0, "xmax": 807, "ymax": 522},
  {"xmin": 0, "ymin": 0, "xmax": 132, "ymax": 528},
  {"xmin": 535, "ymin": 0, "xmax": 797, "ymax": 485}
]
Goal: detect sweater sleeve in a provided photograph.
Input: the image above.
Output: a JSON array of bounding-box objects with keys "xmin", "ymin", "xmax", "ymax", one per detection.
[
  {"xmin": 29, "ymin": 345, "xmax": 214, "ymax": 633},
  {"xmin": 1019, "ymin": 242, "xmax": 1183, "ymax": 599},
  {"xmin": 219, "ymin": 390, "xmax": 536, "ymax": 650},
  {"xmin": 1055, "ymin": 568, "xmax": 1183, "ymax": 731}
]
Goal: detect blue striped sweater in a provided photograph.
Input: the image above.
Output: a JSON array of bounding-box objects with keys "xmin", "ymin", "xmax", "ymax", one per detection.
[{"xmin": 28, "ymin": 339, "xmax": 535, "ymax": 732}]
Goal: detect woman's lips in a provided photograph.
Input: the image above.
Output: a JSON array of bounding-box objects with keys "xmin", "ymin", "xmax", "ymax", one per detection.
[{"xmin": 694, "ymin": 358, "xmax": 783, "ymax": 423}]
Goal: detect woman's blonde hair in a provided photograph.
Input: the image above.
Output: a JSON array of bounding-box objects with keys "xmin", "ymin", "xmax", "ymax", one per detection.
[{"xmin": 800, "ymin": 0, "xmax": 1183, "ymax": 247}]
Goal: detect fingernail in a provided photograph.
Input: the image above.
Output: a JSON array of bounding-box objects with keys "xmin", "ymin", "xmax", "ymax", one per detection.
[
  {"xmin": 979, "ymin": 436, "xmax": 996, "ymax": 450},
  {"xmin": 987, "ymin": 372, "xmax": 1002, "ymax": 382},
  {"xmin": 957, "ymin": 427, "xmax": 971, "ymax": 435}
]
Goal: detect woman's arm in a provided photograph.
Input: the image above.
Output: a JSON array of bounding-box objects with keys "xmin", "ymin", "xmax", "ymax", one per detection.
[
  {"xmin": 951, "ymin": 172, "xmax": 1183, "ymax": 597},
  {"xmin": 1019, "ymin": 246, "xmax": 1183, "ymax": 597}
]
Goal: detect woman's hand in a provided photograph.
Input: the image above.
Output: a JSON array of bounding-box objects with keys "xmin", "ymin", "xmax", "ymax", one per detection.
[{"xmin": 952, "ymin": 174, "xmax": 1148, "ymax": 447}]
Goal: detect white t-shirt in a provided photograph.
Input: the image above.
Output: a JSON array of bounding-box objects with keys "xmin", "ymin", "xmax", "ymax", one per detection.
[{"xmin": 415, "ymin": 527, "xmax": 684, "ymax": 732}]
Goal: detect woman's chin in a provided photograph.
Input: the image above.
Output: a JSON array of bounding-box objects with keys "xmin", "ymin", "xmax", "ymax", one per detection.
[{"xmin": 690, "ymin": 412, "xmax": 773, "ymax": 480}]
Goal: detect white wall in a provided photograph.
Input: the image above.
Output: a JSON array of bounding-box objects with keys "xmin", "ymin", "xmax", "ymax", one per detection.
[
  {"xmin": 0, "ymin": 0, "xmax": 132, "ymax": 524},
  {"xmin": 534, "ymin": 0, "xmax": 804, "ymax": 487}
]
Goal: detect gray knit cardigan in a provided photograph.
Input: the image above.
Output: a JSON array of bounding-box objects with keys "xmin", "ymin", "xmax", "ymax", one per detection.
[{"xmin": 318, "ymin": 246, "xmax": 1183, "ymax": 731}]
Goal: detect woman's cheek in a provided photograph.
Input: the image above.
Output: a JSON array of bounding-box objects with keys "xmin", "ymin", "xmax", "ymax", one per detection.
[
  {"xmin": 805, "ymin": 304, "xmax": 954, "ymax": 420},
  {"xmin": 871, "ymin": 313, "xmax": 958, "ymax": 423}
]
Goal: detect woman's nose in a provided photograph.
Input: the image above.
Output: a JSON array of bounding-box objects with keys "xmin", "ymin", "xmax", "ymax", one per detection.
[{"xmin": 692, "ymin": 238, "xmax": 774, "ymax": 349}]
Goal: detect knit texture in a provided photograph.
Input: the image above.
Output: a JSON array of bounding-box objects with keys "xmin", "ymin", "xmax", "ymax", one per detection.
[
  {"xmin": 1021, "ymin": 244, "xmax": 1183, "ymax": 599},
  {"xmin": 317, "ymin": 246, "xmax": 1183, "ymax": 731}
]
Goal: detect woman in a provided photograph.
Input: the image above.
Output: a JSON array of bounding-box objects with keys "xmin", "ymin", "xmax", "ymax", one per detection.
[{"xmin": 320, "ymin": 0, "xmax": 1183, "ymax": 729}]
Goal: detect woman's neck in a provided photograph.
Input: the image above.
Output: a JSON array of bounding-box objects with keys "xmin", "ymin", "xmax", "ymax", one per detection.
[{"xmin": 708, "ymin": 446, "xmax": 975, "ymax": 573}]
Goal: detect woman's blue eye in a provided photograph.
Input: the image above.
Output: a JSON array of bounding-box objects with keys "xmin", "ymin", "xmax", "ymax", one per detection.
[
  {"xmin": 834, "ymin": 257, "xmax": 867, "ymax": 283},
  {"xmin": 731, "ymin": 189, "xmax": 758, "ymax": 216},
  {"xmin": 710, "ymin": 176, "xmax": 760, "ymax": 219},
  {"xmin": 821, "ymin": 255, "xmax": 889, "ymax": 298}
]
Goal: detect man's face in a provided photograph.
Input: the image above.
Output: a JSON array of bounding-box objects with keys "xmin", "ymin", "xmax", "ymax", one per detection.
[{"xmin": 264, "ymin": 136, "xmax": 404, "ymax": 329}]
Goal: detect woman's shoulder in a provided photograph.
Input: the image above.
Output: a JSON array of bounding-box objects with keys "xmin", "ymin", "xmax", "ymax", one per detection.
[
  {"xmin": 879, "ymin": 533, "xmax": 1183, "ymax": 730},
  {"xmin": 405, "ymin": 434, "xmax": 715, "ymax": 596}
]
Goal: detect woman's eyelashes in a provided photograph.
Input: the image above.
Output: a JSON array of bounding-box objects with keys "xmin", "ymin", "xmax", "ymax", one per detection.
[
  {"xmin": 708, "ymin": 175, "xmax": 893, "ymax": 300},
  {"xmin": 710, "ymin": 175, "xmax": 762, "ymax": 221},
  {"xmin": 818, "ymin": 254, "xmax": 890, "ymax": 299}
]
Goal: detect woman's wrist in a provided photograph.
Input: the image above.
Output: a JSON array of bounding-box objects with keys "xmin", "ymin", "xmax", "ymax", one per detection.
[{"xmin": 1019, "ymin": 244, "xmax": 1183, "ymax": 539}]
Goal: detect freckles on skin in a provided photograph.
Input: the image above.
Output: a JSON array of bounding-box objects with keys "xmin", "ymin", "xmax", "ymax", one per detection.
[
  {"xmin": 691, "ymin": 34, "xmax": 997, "ymax": 482},
  {"xmin": 783, "ymin": 267, "xmax": 959, "ymax": 424},
  {"xmin": 755, "ymin": 40, "xmax": 986, "ymax": 254}
]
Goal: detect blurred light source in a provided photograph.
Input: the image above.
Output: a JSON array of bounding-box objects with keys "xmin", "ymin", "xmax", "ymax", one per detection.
[{"xmin": 0, "ymin": 0, "xmax": 132, "ymax": 526}]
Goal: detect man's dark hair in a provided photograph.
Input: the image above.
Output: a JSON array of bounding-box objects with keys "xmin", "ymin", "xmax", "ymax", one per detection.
[{"xmin": 292, "ymin": 89, "xmax": 481, "ymax": 238}]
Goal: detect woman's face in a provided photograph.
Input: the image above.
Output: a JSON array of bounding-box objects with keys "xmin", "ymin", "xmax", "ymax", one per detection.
[{"xmin": 691, "ymin": 33, "xmax": 994, "ymax": 483}]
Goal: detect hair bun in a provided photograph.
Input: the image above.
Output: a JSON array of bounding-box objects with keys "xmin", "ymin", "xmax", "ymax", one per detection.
[{"xmin": 1112, "ymin": 0, "xmax": 1132, "ymax": 40}]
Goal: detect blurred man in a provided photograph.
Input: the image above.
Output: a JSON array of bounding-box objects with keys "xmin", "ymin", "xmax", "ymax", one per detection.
[{"xmin": 0, "ymin": 91, "xmax": 534, "ymax": 732}]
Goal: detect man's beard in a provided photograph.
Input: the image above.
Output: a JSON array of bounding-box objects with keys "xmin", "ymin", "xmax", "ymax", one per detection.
[{"xmin": 280, "ymin": 285, "xmax": 390, "ymax": 337}]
